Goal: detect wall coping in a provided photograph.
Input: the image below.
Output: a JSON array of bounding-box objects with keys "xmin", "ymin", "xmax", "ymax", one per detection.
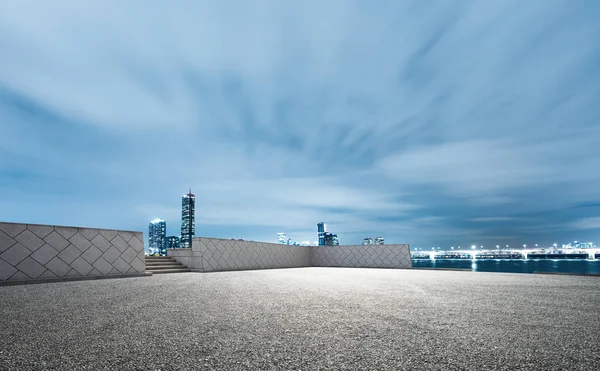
[{"xmin": 0, "ymin": 221, "xmax": 142, "ymax": 234}]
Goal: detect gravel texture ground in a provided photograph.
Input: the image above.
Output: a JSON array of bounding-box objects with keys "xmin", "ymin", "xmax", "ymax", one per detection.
[{"xmin": 1, "ymin": 267, "xmax": 599, "ymax": 370}]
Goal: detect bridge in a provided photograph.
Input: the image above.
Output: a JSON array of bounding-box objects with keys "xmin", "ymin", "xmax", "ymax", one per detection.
[{"xmin": 412, "ymin": 247, "xmax": 600, "ymax": 260}]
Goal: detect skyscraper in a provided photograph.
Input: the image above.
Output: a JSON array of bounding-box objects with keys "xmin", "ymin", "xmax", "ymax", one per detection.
[
  {"xmin": 180, "ymin": 190, "xmax": 195, "ymax": 248},
  {"xmin": 167, "ymin": 236, "xmax": 180, "ymax": 249},
  {"xmin": 317, "ymin": 222, "xmax": 326, "ymax": 246},
  {"xmin": 149, "ymin": 218, "xmax": 167, "ymax": 256}
]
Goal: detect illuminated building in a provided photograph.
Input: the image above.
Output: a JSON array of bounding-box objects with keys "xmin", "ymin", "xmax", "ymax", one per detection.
[
  {"xmin": 332, "ymin": 235, "xmax": 339, "ymax": 246},
  {"xmin": 180, "ymin": 189, "xmax": 195, "ymax": 248},
  {"xmin": 323, "ymin": 232, "xmax": 339, "ymax": 246},
  {"xmin": 167, "ymin": 236, "xmax": 180, "ymax": 249},
  {"xmin": 278, "ymin": 232, "xmax": 287, "ymax": 244},
  {"xmin": 317, "ymin": 222, "xmax": 326, "ymax": 246},
  {"xmin": 149, "ymin": 218, "xmax": 167, "ymax": 256}
]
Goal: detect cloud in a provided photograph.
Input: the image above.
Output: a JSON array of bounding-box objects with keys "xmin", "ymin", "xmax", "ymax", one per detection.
[
  {"xmin": 0, "ymin": 0, "xmax": 599, "ymax": 246},
  {"xmin": 470, "ymin": 217, "xmax": 514, "ymax": 222},
  {"xmin": 570, "ymin": 217, "xmax": 600, "ymax": 230}
]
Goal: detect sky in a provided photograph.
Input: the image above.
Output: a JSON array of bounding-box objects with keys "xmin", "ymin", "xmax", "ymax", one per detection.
[{"xmin": 1, "ymin": 0, "xmax": 599, "ymax": 249}]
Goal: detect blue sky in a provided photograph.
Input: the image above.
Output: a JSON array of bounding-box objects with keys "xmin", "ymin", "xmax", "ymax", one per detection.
[{"xmin": 1, "ymin": 0, "xmax": 599, "ymax": 248}]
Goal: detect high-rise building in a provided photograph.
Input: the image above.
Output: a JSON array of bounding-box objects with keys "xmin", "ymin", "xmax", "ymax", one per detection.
[
  {"xmin": 362, "ymin": 238, "xmax": 373, "ymax": 245},
  {"xmin": 167, "ymin": 236, "xmax": 180, "ymax": 249},
  {"xmin": 317, "ymin": 222, "xmax": 326, "ymax": 246},
  {"xmin": 277, "ymin": 232, "xmax": 287, "ymax": 244},
  {"xmin": 374, "ymin": 237, "xmax": 385, "ymax": 245},
  {"xmin": 180, "ymin": 189, "xmax": 195, "ymax": 248},
  {"xmin": 323, "ymin": 232, "xmax": 338, "ymax": 246},
  {"xmin": 149, "ymin": 218, "xmax": 167, "ymax": 256}
]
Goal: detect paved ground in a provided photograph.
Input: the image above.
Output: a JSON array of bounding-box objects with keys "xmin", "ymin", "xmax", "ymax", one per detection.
[{"xmin": 1, "ymin": 268, "xmax": 599, "ymax": 370}]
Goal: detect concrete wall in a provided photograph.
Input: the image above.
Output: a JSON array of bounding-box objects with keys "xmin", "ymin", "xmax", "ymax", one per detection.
[
  {"xmin": 167, "ymin": 248, "xmax": 195, "ymax": 270},
  {"xmin": 0, "ymin": 222, "xmax": 146, "ymax": 283},
  {"xmin": 311, "ymin": 244, "xmax": 412, "ymax": 269},
  {"xmin": 169, "ymin": 237, "xmax": 312, "ymax": 272},
  {"xmin": 168, "ymin": 238, "xmax": 412, "ymax": 272}
]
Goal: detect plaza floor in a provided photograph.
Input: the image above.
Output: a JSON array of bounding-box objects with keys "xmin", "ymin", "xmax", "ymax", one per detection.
[{"xmin": 1, "ymin": 268, "xmax": 599, "ymax": 370}]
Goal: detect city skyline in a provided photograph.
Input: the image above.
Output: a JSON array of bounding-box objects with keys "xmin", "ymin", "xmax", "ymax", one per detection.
[{"xmin": 1, "ymin": 1, "xmax": 599, "ymax": 248}]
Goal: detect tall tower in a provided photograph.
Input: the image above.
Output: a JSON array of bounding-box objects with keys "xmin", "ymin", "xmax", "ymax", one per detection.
[
  {"xmin": 317, "ymin": 222, "xmax": 326, "ymax": 246},
  {"xmin": 149, "ymin": 218, "xmax": 167, "ymax": 255},
  {"xmin": 180, "ymin": 189, "xmax": 195, "ymax": 248}
]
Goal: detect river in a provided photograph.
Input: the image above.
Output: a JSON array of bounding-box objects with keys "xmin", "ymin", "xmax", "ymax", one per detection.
[{"xmin": 411, "ymin": 258, "xmax": 600, "ymax": 275}]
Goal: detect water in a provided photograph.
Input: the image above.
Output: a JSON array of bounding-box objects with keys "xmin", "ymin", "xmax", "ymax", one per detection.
[{"xmin": 411, "ymin": 259, "xmax": 600, "ymax": 275}]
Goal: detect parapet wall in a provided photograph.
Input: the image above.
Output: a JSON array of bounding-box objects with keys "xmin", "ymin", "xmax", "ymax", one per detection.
[
  {"xmin": 169, "ymin": 237, "xmax": 312, "ymax": 272},
  {"xmin": 311, "ymin": 244, "xmax": 412, "ymax": 268},
  {"xmin": 168, "ymin": 238, "xmax": 412, "ymax": 272},
  {"xmin": 0, "ymin": 222, "xmax": 146, "ymax": 283}
]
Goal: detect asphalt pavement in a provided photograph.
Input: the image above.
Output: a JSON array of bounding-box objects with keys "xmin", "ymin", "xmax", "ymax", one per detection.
[{"xmin": 1, "ymin": 268, "xmax": 599, "ymax": 370}]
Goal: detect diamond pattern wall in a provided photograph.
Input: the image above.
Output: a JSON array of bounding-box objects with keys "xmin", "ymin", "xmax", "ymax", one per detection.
[
  {"xmin": 170, "ymin": 238, "xmax": 412, "ymax": 272},
  {"xmin": 196, "ymin": 237, "xmax": 312, "ymax": 272},
  {"xmin": 311, "ymin": 245, "xmax": 412, "ymax": 269},
  {"xmin": 0, "ymin": 222, "xmax": 146, "ymax": 282}
]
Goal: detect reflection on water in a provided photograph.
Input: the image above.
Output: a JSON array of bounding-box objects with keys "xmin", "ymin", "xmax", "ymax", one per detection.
[{"xmin": 411, "ymin": 259, "xmax": 600, "ymax": 275}]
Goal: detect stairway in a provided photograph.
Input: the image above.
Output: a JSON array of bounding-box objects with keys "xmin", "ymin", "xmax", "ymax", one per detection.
[{"xmin": 145, "ymin": 256, "xmax": 191, "ymax": 274}]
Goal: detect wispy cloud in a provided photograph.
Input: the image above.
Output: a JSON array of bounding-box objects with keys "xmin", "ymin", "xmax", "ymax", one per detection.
[
  {"xmin": 570, "ymin": 217, "xmax": 600, "ymax": 230},
  {"xmin": 0, "ymin": 0, "xmax": 599, "ymax": 246},
  {"xmin": 470, "ymin": 217, "xmax": 515, "ymax": 223}
]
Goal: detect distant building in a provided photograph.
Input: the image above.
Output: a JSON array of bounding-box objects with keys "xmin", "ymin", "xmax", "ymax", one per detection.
[
  {"xmin": 362, "ymin": 238, "xmax": 373, "ymax": 245},
  {"xmin": 323, "ymin": 232, "xmax": 339, "ymax": 246},
  {"xmin": 374, "ymin": 237, "xmax": 385, "ymax": 245},
  {"xmin": 149, "ymin": 218, "xmax": 167, "ymax": 256},
  {"xmin": 563, "ymin": 241, "xmax": 595, "ymax": 249},
  {"xmin": 278, "ymin": 232, "xmax": 287, "ymax": 244},
  {"xmin": 317, "ymin": 222, "xmax": 326, "ymax": 246},
  {"xmin": 180, "ymin": 189, "xmax": 195, "ymax": 248},
  {"xmin": 167, "ymin": 236, "xmax": 180, "ymax": 249}
]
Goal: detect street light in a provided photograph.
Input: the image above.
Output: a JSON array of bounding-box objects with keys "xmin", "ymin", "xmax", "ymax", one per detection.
[
  {"xmin": 471, "ymin": 245, "xmax": 476, "ymax": 250},
  {"xmin": 496, "ymin": 245, "xmax": 500, "ymax": 249}
]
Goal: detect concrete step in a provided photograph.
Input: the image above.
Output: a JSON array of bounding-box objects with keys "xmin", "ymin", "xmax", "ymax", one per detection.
[
  {"xmin": 145, "ymin": 256, "xmax": 190, "ymax": 274},
  {"xmin": 147, "ymin": 264, "xmax": 185, "ymax": 270},
  {"xmin": 150, "ymin": 268, "xmax": 191, "ymax": 274},
  {"xmin": 145, "ymin": 260, "xmax": 181, "ymax": 266}
]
